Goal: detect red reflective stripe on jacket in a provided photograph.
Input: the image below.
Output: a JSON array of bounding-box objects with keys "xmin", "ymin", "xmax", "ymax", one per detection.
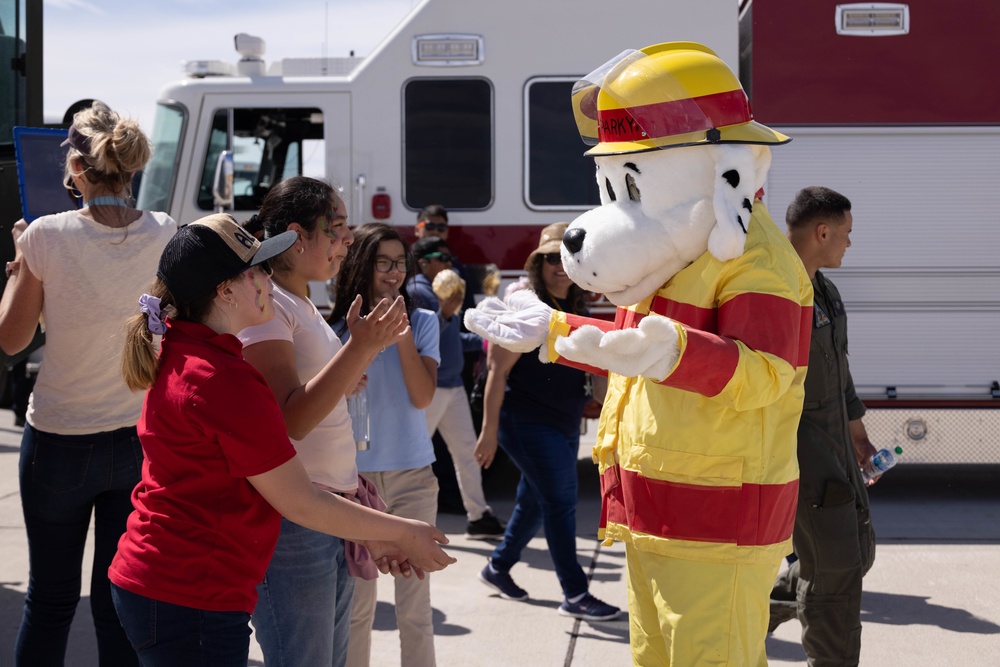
[
  {"xmin": 797, "ymin": 304, "xmax": 813, "ymax": 367},
  {"xmin": 649, "ymin": 295, "xmax": 716, "ymax": 330},
  {"xmin": 718, "ymin": 292, "xmax": 808, "ymax": 367},
  {"xmin": 600, "ymin": 465, "xmax": 797, "ymax": 546},
  {"xmin": 615, "ymin": 306, "xmax": 643, "ymax": 330},
  {"xmin": 565, "ymin": 312, "xmax": 615, "ymax": 334},
  {"xmin": 660, "ymin": 327, "xmax": 739, "ymax": 395}
]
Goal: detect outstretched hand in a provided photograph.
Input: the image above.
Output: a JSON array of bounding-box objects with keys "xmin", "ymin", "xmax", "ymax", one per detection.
[
  {"xmin": 555, "ymin": 315, "xmax": 681, "ymax": 381},
  {"xmin": 463, "ymin": 290, "xmax": 553, "ymax": 353},
  {"xmin": 346, "ymin": 294, "xmax": 410, "ymax": 353}
]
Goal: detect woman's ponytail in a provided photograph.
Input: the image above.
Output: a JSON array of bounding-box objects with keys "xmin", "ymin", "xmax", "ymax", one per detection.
[{"xmin": 121, "ymin": 278, "xmax": 173, "ymax": 391}]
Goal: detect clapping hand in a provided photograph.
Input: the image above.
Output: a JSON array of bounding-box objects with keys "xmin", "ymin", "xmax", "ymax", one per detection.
[{"xmin": 345, "ymin": 294, "xmax": 410, "ymax": 353}]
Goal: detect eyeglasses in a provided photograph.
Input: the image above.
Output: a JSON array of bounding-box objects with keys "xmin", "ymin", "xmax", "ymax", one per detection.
[
  {"xmin": 543, "ymin": 253, "xmax": 563, "ymax": 266},
  {"xmin": 375, "ymin": 257, "xmax": 409, "ymax": 273},
  {"xmin": 419, "ymin": 221, "xmax": 448, "ymax": 233},
  {"xmin": 421, "ymin": 251, "xmax": 454, "ymax": 264}
]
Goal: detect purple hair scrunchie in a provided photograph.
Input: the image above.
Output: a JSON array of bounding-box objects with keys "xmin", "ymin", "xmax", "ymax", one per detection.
[{"xmin": 138, "ymin": 293, "xmax": 167, "ymax": 335}]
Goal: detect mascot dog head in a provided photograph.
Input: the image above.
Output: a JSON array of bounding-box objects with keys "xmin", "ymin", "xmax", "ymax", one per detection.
[{"xmin": 562, "ymin": 42, "xmax": 789, "ymax": 307}]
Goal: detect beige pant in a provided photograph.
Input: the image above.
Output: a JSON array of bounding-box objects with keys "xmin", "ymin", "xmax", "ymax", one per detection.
[
  {"xmin": 346, "ymin": 466, "xmax": 440, "ymax": 667},
  {"xmin": 425, "ymin": 386, "xmax": 491, "ymax": 522}
]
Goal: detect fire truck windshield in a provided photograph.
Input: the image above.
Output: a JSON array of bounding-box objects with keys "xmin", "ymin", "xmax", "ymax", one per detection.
[{"xmin": 136, "ymin": 102, "xmax": 185, "ymax": 214}]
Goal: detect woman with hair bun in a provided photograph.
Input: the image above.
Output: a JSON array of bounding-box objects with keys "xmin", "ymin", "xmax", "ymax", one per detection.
[{"xmin": 0, "ymin": 101, "xmax": 177, "ymax": 666}]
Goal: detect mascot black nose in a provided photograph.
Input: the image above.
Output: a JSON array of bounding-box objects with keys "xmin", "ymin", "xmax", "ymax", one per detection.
[{"xmin": 563, "ymin": 227, "xmax": 586, "ymax": 255}]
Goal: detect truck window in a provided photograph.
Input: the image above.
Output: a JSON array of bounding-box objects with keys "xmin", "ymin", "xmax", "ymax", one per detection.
[
  {"xmin": 403, "ymin": 78, "xmax": 492, "ymax": 210},
  {"xmin": 525, "ymin": 78, "xmax": 601, "ymax": 209},
  {"xmin": 136, "ymin": 103, "xmax": 185, "ymax": 214},
  {"xmin": 196, "ymin": 107, "xmax": 324, "ymax": 211}
]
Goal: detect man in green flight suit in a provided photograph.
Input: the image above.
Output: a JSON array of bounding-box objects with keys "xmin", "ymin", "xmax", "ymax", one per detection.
[{"xmin": 769, "ymin": 186, "xmax": 880, "ymax": 666}]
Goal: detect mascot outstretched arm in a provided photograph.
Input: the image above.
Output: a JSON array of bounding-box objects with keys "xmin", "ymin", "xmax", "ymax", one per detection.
[{"xmin": 465, "ymin": 43, "xmax": 813, "ymax": 666}]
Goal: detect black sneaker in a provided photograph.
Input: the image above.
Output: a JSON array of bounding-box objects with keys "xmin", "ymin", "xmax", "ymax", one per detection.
[
  {"xmin": 466, "ymin": 511, "xmax": 505, "ymax": 540},
  {"xmin": 479, "ymin": 563, "xmax": 528, "ymax": 601},
  {"xmin": 558, "ymin": 593, "xmax": 621, "ymax": 621}
]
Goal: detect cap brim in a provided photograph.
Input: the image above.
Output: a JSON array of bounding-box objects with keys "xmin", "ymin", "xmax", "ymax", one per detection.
[
  {"xmin": 253, "ymin": 230, "xmax": 298, "ymax": 266},
  {"xmin": 584, "ymin": 120, "xmax": 790, "ymax": 156}
]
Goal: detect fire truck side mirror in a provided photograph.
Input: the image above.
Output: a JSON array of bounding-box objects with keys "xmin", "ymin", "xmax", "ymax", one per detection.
[{"xmin": 213, "ymin": 150, "xmax": 235, "ymax": 211}]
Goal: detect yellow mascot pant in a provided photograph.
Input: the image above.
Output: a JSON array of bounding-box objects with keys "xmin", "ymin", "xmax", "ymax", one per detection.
[{"xmin": 626, "ymin": 543, "xmax": 781, "ymax": 666}]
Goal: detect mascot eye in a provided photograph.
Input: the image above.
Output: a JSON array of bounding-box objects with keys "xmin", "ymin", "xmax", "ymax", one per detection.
[
  {"xmin": 626, "ymin": 174, "xmax": 641, "ymax": 202},
  {"xmin": 605, "ymin": 178, "xmax": 617, "ymax": 202}
]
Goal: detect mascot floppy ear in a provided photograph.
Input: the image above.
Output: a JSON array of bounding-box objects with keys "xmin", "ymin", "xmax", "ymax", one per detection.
[{"xmin": 708, "ymin": 144, "xmax": 771, "ymax": 262}]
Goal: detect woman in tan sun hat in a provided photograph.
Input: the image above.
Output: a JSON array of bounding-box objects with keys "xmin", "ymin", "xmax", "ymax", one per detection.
[{"xmin": 474, "ymin": 223, "xmax": 621, "ymax": 622}]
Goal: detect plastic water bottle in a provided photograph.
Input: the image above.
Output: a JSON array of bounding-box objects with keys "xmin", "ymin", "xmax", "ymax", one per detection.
[
  {"xmin": 347, "ymin": 388, "xmax": 370, "ymax": 451},
  {"xmin": 862, "ymin": 446, "xmax": 903, "ymax": 482}
]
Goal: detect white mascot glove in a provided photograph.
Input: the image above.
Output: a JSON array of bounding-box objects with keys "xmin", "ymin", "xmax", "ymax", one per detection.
[
  {"xmin": 554, "ymin": 315, "xmax": 680, "ymax": 381},
  {"xmin": 463, "ymin": 289, "xmax": 554, "ymax": 353}
]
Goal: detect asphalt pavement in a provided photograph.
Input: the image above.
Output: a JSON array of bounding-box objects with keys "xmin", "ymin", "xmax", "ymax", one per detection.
[{"xmin": 1, "ymin": 408, "xmax": 998, "ymax": 665}]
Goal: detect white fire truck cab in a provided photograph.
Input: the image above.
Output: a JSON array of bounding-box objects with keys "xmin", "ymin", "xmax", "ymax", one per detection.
[{"xmin": 136, "ymin": 0, "xmax": 735, "ymax": 304}]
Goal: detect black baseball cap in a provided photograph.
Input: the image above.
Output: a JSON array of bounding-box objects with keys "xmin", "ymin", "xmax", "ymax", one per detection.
[{"xmin": 157, "ymin": 213, "xmax": 297, "ymax": 305}]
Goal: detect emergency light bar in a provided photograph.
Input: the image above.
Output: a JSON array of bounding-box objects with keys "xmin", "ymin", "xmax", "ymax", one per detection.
[
  {"xmin": 183, "ymin": 60, "xmax": 234, "ymax": 78},
  {"xmin": 836, "ymin": 3, "xmax": 909, "ymax": 36}
]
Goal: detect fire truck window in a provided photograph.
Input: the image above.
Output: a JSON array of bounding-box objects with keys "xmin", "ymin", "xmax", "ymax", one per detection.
[
  {"xmin": 197, "ymin": 107, "xmax": 324, "ymax": 211},
  {"xmin": 525, "ymin": 78, "xmax": 600, "ymax": 209},
  {"xmin": 403, "ymin": 78, "xmax": 492, "ymax": 210},
  {"xmin": 136, "ymin": 103, "xmax": 185, "ymax": 214}
]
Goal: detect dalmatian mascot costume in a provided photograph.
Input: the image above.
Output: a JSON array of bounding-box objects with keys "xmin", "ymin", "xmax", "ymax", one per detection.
[{"xmin": 466, "ymin": 43, "xmax": 813, "ymax": 665}]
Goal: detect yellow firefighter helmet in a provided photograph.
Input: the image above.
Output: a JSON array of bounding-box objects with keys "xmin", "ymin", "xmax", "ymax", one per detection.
[{"xmin": 573, "ymin": 42, "xmax": 789, "ymax": 155}]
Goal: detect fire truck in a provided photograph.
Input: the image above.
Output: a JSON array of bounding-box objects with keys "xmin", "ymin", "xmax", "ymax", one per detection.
[
  {"xmin": 742, "ymin": 0, "xmax": 1000, "ymax": 465},
  {"xmin": 139, "ymin": 0, "xmax": 1000, "ymax": 464},
  {"xmin": 135, "ymin": 0, "xmax": 736, "ymax": 299}
]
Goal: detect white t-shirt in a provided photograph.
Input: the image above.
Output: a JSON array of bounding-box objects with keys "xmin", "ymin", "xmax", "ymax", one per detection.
[
  {"xmin": 18, "ymin": 209, "xmax": 177, "ymax": 434},
  {"xmin": 238, "ymin": 283, "xmax": 358, "ymax": 493}
]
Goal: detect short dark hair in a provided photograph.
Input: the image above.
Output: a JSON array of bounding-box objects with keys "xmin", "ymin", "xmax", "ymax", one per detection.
[
  {"xmin": 412, "ymin": 235, "xmax": 448, "ymax": 260},
  {"xmin": 786, "ymin": 186, "xmax": 852, "ymax": 230},
  {"xmin": 417, "ymin": 204, "xmax": 448, "ymax": 223}
]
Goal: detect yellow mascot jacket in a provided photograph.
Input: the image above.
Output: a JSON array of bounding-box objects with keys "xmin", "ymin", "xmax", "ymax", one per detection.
[{"xmin": 546, "ymin": 202, "xmax": 813, "ymax": 565}]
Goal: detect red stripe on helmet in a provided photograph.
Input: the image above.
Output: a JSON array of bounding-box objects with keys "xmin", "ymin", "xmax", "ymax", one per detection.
[{"xmin": 596, "ymin": 89, "xmax": 753, "ymax": 144}]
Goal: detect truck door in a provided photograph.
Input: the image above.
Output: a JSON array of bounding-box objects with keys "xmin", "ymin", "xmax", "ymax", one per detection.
[{"xmin": 176, "ymin": 92, "xmax": 350, "ymax": 226}]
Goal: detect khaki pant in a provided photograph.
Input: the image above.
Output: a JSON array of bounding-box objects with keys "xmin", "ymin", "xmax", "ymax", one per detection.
[
  {"xmin": 424, "ymin": 386, "xmax": 491, "ymax": 522},
  {"xmin": 346, "ymin": 466, "xmax": 439, "ymax": 667},
  {"xmin": 626, "ymin": 544, "xmax": 779, "ymax": 666}
]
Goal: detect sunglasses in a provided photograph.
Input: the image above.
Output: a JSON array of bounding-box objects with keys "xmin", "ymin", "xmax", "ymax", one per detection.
[
  {"xmin": 375, "ymin": 257, "xmax": 410, "ymax": 273},
  {"xmin": 258, "ymin": 260, "xmax": 273, "ymax": 276},
  {"xmin": 421, "ymin": 251, "xmax": 454, "ymax": 264},
  {"xmin": 419, "ymin": 221, "xmax": 448, "ymax": 233},
  {"xmin": 543, "ymin": 253, "xmax": 563, "ymax": 266}
]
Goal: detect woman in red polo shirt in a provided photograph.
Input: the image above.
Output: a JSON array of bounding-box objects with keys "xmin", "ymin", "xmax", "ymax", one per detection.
[{"xmin": 109, "ymin": 213, "xmax": 454, "ymax": 666}]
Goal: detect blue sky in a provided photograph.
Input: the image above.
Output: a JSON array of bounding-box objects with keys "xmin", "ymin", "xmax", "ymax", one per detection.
[{"xmin": 43, "ymin": 0, "xmax": 417, "ymax": 130}]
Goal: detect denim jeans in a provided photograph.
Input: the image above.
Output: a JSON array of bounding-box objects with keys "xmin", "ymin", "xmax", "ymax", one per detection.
[
  {"xmin": 111, "ymin": 584, "xmax": 252, "ymax": 666},
  {"xmin": 490, "ymin": 411, "xmax": 589, "ymax": 599},
  {"xmin": 16, "ymin": 424, "xmax": 142, "ymax": 667},
  {"xmin": 252, "ymin": 517, "xmax": 355, "ymax": 667}
]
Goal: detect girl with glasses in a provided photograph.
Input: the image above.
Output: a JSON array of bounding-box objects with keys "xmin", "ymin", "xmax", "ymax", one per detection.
[{"xmin": 330, "ymin": 223, "xmax": 443, "ymax": 667}]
